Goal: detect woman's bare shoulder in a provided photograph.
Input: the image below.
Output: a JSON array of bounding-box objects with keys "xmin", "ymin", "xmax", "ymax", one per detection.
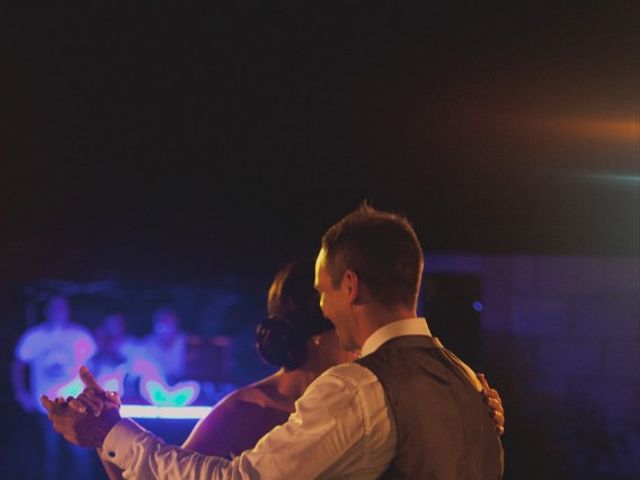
[
  {"xmin": 181, "ymin": 384, "xmax": 273, "ymax": 456},
  {"xmin": 214, "ymin": 384, "xmax": 266, "ymax": 412},
  {"xmin": 226, "ymin": 372, "xmax": 285, "ymax": 406}
]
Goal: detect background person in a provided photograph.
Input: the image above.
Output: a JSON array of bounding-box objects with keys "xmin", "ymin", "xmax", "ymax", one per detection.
[
  {"xmin": 12, "ymin": 294, "xmax": 96, "ymax": 480},
  {"xmin": 135, "ymin": 306, "xmax": 200, "ymax": 406},
  {"xmin": 88, "ymin": 309, "xmax": 141, "ymax": 398},
  {"xmin": 139, "ymin": 306, "xmax": 188, "ymax": 384}
]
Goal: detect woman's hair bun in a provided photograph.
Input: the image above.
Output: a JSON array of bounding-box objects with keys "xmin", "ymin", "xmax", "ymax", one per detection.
[
  {"xmin": 257, "ymin": 259, "xmax": 334, "ymax": 370},
  {"xmin": 256, "ymin": 316, "xmax": 307, "ymax": 370}
]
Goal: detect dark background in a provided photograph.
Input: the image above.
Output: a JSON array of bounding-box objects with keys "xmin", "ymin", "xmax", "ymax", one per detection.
[
  {"xmin": 1, "ymin": 1, "xmax": 638, "ymax": 282},
  {"xmin": 1, "ymin": 1, "xmax": 638, "ymax": 478}
]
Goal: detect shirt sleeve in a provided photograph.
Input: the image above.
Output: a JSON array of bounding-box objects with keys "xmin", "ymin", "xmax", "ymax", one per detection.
[
  {"xmin": 101, "ymin": 364, "xmax": 392, "ymax": 479},
  {"xmin": 15, "ymin": 329, "xmax": 40, "ymax": 362}
]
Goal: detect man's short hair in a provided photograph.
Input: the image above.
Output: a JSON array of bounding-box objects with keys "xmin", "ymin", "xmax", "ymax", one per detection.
[{"xmin": 321, "ymin": 203, "xmax": 424, "ymax": 308}]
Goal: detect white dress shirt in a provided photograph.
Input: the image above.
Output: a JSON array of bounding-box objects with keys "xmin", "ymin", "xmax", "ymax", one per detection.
[{"xmin": 102, "ymin": 318, "xmax": 451, "ymax": 479}]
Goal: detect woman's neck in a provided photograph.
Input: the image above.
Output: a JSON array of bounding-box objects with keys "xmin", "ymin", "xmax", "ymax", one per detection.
[
  {"xmin": 251, "ymin": 368, "xmax": 320, "ymax": 412},
  {"xmin": 274, "ymin": 368, "xmax": 319, "ymax": 399}
]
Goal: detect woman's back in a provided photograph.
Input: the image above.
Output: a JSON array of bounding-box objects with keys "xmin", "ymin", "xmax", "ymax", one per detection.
[{"xmin": 181, "ymin": 375, "xmax": 297, "ymax": 458}]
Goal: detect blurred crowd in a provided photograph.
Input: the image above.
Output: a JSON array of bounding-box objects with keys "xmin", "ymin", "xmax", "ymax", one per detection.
[
  {"xmin": 13, "ymin": 295, "xmax": 205, "ymax": 414},
  {"xmin": 11, "ymin": 294, "xmax": 228, "ymax": 479}
]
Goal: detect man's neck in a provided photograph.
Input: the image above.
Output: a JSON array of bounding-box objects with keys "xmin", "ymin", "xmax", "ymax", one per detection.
[{"xmin": 354, "ymin": 303, "xmax": 417, "ymax": 349}]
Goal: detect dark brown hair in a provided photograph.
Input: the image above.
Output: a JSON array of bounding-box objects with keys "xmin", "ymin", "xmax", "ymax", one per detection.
[
  {"xmin": 321, "ymin": 203, "xmax": 424, "ymax": 308},
  {"xmin": 256, "ymin": 259, "xmax": 333, "ymax": 370}
]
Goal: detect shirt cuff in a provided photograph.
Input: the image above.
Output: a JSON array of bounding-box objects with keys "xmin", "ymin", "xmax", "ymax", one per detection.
[{"xmin": 100, "ymin": 418, "xmax": 148, "ymax": 469}]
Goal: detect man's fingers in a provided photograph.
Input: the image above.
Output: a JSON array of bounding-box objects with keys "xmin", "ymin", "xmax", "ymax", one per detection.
[
  {"xmin": 68, "ymin": 398, "xmax": 87, "ymax": 414},
  {"xmin": 477, "ymin": 375, "xmax": 506, "ymax": 435},
  {"xmin": 478, "ymin": 374, "xmax": 502, "ymax": 401},
  {"xmin": 491, "ymin": 408, "xmax": 505, "ymax": 436},
  {"xmin": 79, "ymin": 366, "xmax": 103, "ymax": 392},
  {"xmin": 103, "ymin": 391, "xmax": 122, "ymax": 409},
  {"xmin": 492, "ymin": 409, "xmax": 504, "ymax": 424},
  {"xmin": 488, "ymin": 388, "xmax": 502, "ymax": 402},
  {"xmin": 78, "ymin": 390, "xmax": 104, "ymax": 416},
  {"xmin": 484, "ymin": 388, "xmax": 502, "ymax": 406},
  {"xmin": 487, "ymin": 396, "xmax": 503, "ymax": 413}
]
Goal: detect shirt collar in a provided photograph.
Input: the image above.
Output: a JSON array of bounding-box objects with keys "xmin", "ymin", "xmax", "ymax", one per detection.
[{"xmin": 360, "ymin": 317, "xmax": 432, "ymax": 357}]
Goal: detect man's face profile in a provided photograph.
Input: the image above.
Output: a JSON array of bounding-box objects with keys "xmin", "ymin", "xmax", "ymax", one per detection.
[{"xmin": 314, "ymin": 248, "xmax": 356, "ymax": 351}]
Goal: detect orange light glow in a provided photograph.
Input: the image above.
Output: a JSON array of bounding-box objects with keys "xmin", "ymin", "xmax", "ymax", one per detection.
[{"xmin": 532, "ymin": 116, "xmax": 639, "ymax": 143}]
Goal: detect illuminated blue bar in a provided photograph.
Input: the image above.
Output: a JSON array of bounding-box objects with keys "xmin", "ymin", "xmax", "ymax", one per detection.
[{"xmin": 121, "ymin": 405, "xmax": 212, "ymax": 419}]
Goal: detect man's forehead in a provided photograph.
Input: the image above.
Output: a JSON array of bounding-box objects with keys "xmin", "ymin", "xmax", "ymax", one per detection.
[
  {"xmin": 314, "ymin": 249, "xmax": 327, "ymax": 281},
  {"xmin": 315, "ymin": 247, "xmax": 326, "ymax": 263}
]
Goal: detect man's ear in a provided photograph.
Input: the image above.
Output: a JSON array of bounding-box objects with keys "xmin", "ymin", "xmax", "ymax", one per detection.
[{"xmin": 343, "ymin": 270, "xmax": 359, "ymax": 303}]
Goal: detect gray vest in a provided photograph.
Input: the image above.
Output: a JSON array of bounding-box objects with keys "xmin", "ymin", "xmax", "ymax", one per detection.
[{"xmin": 356, "ymin": 335, "xmax": 503, "ymax": 479}]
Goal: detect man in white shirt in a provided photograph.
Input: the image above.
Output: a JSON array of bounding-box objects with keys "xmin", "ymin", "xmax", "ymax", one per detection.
[
  {"xmin": 13, "ymin": 294, "xmax": 96, "ymax": 480},
  {"xmin": 43, "ymin": 204, "xmax": 504, "ymax": 479}
]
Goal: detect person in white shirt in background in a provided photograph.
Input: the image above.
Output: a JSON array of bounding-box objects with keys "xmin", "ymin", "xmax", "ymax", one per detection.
[
  {"xmin": 43, "ymin": 204, "xmax": 505, "ymax": 479},
  {"xmin": 139, "ymin": 306, "xmax": 188, "ymax": 384},
  {"xmin": 88, "ymin": 309, "xmax": 141, "ymax": 398},
  {"xmin": 12, "ymin": 294, "xmax": 96, "ymax": 480}
]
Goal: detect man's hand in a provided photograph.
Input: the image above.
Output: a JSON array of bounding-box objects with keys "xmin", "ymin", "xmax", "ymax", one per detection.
[
  {"xmin": 41, "ymin": 367, "xmax": 121, "ymax": 448},
  {"xmin": 477, "ymin": 373, "xmax": 505, "ymax": 436},
  {"xmin": 69, "ymin": 366, "xmax": 122, "ymax": 416}
]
